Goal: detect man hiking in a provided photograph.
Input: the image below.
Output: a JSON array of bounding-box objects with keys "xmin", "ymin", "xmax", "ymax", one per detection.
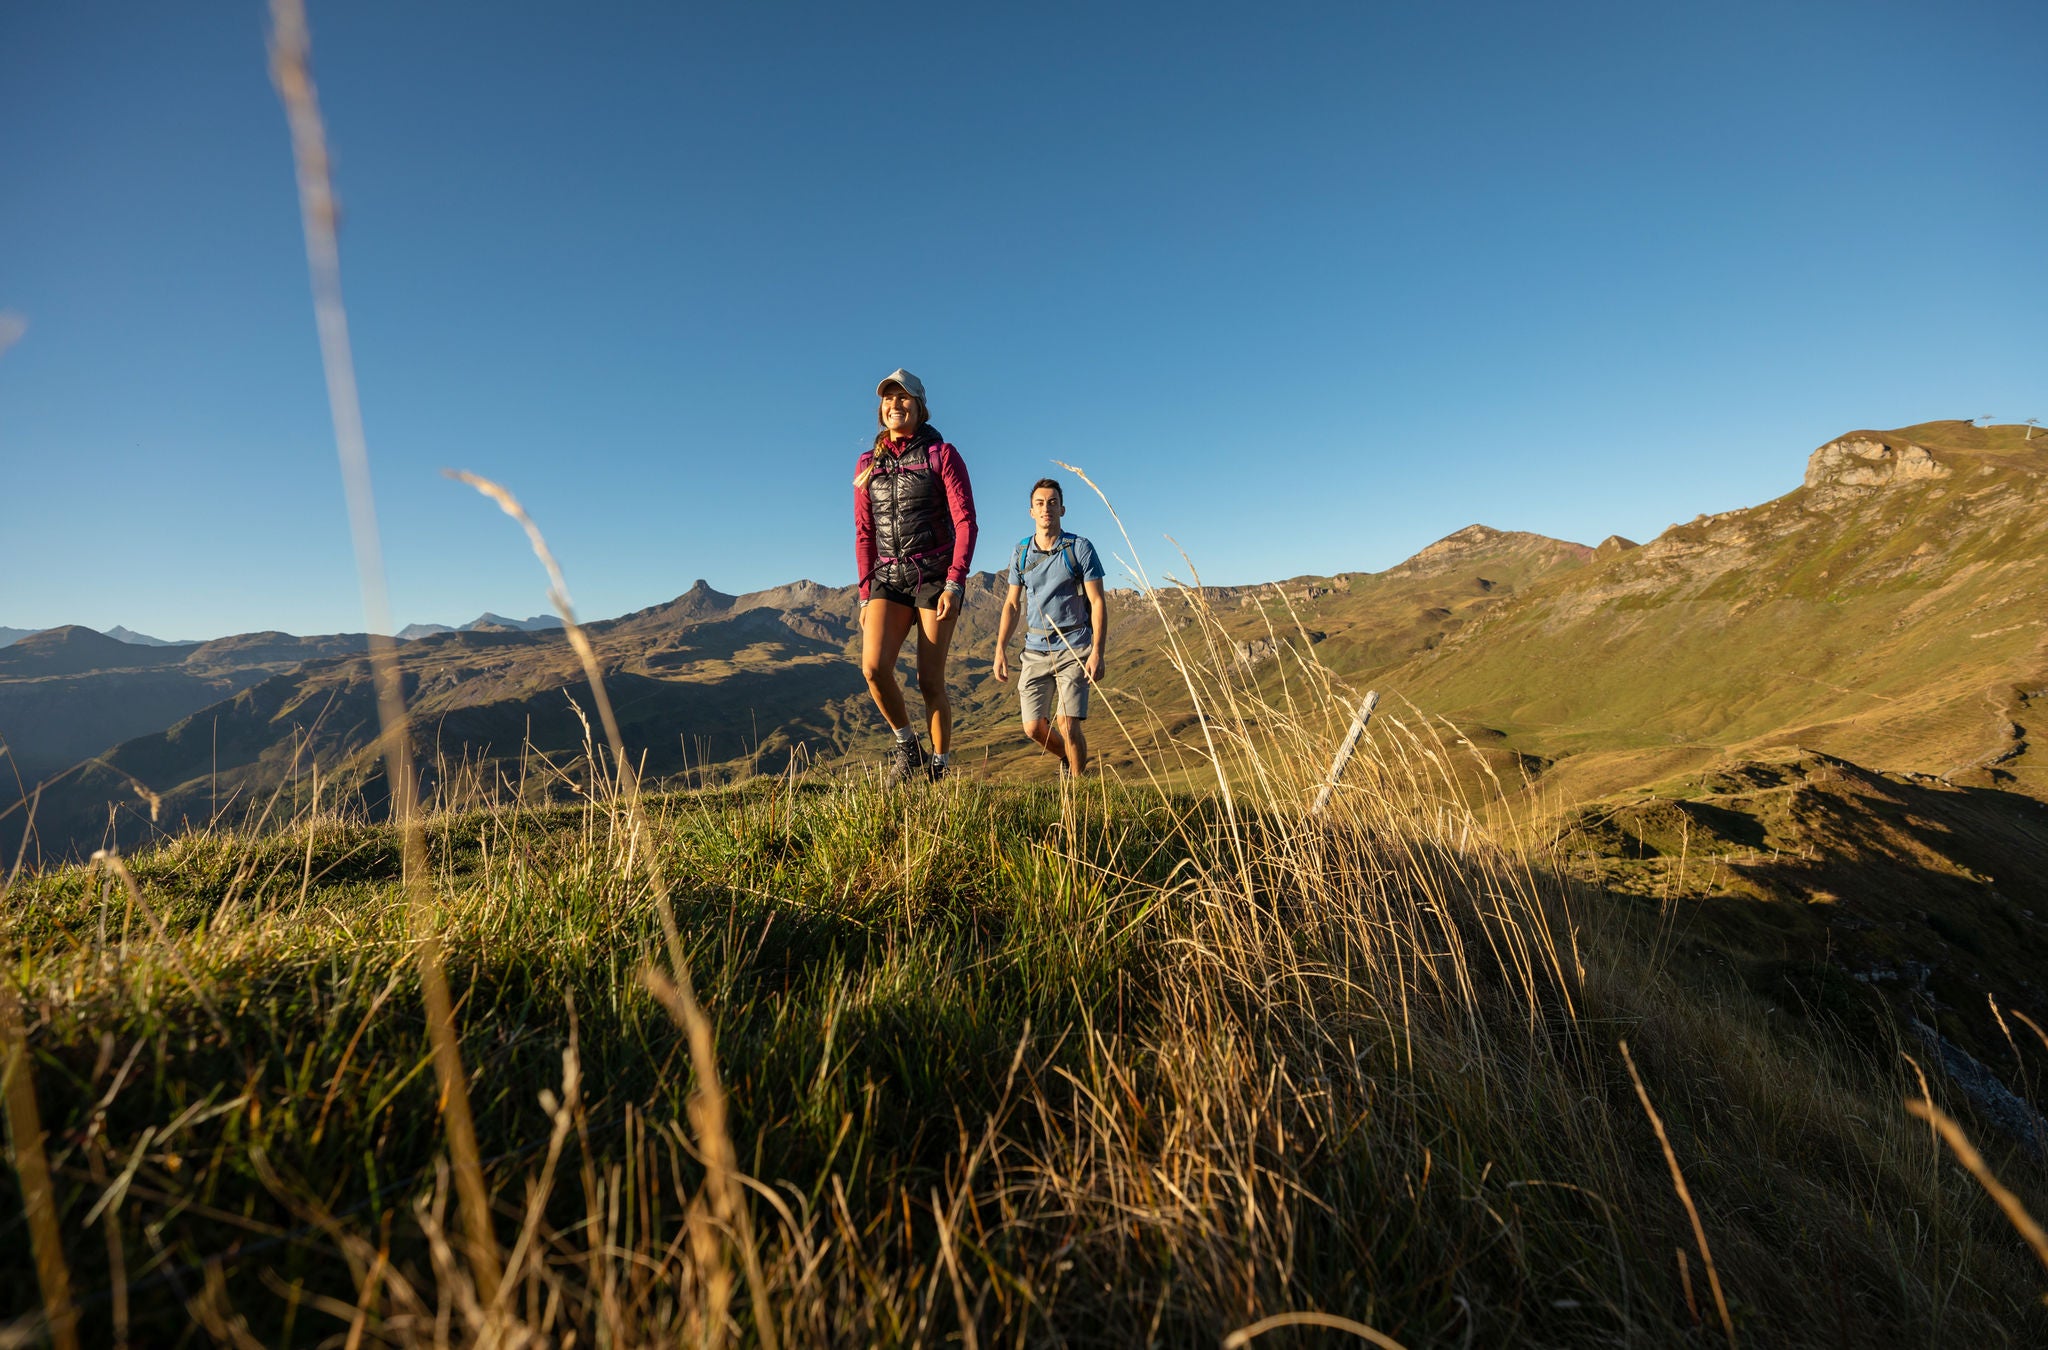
[{"xmin": 992, "ymin": 477, "xmax": 1109, "ymax": 775}]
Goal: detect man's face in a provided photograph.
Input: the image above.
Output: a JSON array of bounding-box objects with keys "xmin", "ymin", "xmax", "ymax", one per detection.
[
  {"xmin": 1030, "ymin": 487, "xmax": 1064, "ymax": 532},
  {"xmin": 880, "ymin": 386, "xmax": 920, "ymax": 439}
]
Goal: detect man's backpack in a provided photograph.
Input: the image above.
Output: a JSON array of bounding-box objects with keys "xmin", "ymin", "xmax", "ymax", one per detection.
[{"xmin": 1013, "ymin": 533, "xmax": 1083, "ymax": 587}]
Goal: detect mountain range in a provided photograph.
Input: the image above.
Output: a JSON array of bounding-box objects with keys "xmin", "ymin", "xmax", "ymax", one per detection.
[
  {"xmin": 103, "ymin": 625, "xmax": 192, "ymax": 646},
  {"xmin": 0, "ymin": 611, "xmax": 566, "ymax": 651},
  {"xmin": 4, "ymin": 421, "xmax": 2043, "ymax": 870},
  {"xmin": 394, "ymin": 612, "xmax": 567, "ymax": 640}
]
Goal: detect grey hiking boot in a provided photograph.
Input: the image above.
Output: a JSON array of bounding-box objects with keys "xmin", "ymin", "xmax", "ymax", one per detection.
[
  {"xmin": 925, "ymin": 756, "xmax": 949, "ymax": 784},
  {"xmin": 885, "ymin": 735, "xmax": 927, "ymax": 787}
]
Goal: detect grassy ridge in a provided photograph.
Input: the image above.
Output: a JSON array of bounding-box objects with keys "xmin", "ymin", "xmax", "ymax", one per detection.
[
  {"xmin": 1386, "ymin": 422, "xmax": 2048, "ymax": 801},
  {"xmin": 4, "ymin": 720, "xmax": 2045, "ymax": 1343}
]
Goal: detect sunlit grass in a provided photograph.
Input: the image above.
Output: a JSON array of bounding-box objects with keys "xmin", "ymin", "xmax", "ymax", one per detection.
[{"xmin": 4, "ymin": 629, "xmax": 2045, "ymax": 1343}]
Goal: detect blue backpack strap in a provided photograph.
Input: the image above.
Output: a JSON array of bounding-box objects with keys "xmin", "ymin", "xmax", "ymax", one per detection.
[
  {"xmin": 1018, "ymin": 533, "xmax": 1086, "ymax": 587},
  {"xmin": 1013, "ymin": 534, "xmax": 1033, "ymax": 583}
]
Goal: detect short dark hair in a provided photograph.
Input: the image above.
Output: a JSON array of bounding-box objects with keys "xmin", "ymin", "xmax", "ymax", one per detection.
[{"xmin": 1029, "ymin": 477, "xmax": 1063, "ymax": 505}]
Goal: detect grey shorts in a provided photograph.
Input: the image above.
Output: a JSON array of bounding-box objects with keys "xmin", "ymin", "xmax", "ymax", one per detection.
[{"xmin": 1019, "ymin": 646, "xmax": 1091, "ymax": 722}]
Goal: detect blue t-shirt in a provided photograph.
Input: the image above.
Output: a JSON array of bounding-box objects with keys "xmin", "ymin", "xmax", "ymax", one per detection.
[{"xmin": 1008, "ymin": 532, "xmax": 1105, "ymax": 652}]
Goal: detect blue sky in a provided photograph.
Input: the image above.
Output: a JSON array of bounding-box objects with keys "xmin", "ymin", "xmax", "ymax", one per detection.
[{"xmin": 3, "ymin": 0, "xmax": 2042, "ymax": 639}]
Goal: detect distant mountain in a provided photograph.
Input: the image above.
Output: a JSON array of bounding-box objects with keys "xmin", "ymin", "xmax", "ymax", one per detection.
[
  {"xmin": 14, "ymin": 582, "xmax": 870, "ymax": 860},
  {"xmin": 0, "ymin": 626, "xmax": 370, "ymax": 789},
  {"xmin": 398, "ymin": 613, "xmax": 565, "ymax": 640},
  {"xmin": 467, "ymin": 611, "xmax": 564, "ymax": 633},
  {"xmin": 0, "ymin": 626, "xmax": 40, "ymax": 648},
  {"xmin": 106, "ymin": 625, "xmax": 194, "ymax": 646},
  {"xmin": 0, "ymin": 625, "xmax": 194, "ymax": 678}
]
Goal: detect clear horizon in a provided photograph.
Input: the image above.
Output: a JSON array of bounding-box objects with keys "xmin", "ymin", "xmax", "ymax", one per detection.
[{"xmin": 4, "ymin": 0, "xmax": 2043, "ymax": 640}]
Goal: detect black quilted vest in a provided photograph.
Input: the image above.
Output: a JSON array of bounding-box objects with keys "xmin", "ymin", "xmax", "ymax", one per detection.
[{"xmin": 867, "ymin": 426, "xmax": 954, "ymax": 590}]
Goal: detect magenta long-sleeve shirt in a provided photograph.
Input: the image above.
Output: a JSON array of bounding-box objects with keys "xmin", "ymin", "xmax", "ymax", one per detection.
[{"xmin": 853, "ymin": 437, "xmax": 978, "ymax": 601}]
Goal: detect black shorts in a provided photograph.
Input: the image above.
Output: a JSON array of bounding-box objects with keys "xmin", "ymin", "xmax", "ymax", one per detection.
[{"xmin": 869, "ymin": 579, "xmax": 956, "ymax": 611}]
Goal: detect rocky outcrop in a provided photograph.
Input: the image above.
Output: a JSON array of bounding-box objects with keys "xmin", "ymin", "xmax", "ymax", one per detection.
[
  {"xmin": 1234, "ymin": 637, "xmax": 1279, "ymax": 668},
  {"xmin": 1804, "ymin": 435, "xmax": 1950, "ymax": 507}
]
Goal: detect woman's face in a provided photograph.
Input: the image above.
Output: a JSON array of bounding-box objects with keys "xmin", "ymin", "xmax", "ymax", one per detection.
[{"xmin": 880, "ymin": 385, "xmax": 921, "ymax": 440}]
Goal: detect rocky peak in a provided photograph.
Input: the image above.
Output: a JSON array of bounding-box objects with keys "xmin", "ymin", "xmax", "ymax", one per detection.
[
  {"xmin": 106, "ymin": 625, "xmax": 181, "ymax": 646},
  {"xmin": 1593, "ymin": 534, "xmax": 1640, "ymax": 560},
  {"xmin": 1804, "ymin": 435, "xmax": 1950, "ymax": 506},
  {"xmin": 606, "ymin": 579, "xmax": 740, "ymax": 633}
]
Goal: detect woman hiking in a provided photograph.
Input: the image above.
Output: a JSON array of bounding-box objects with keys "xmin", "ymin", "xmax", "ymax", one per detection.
[{"xmin": 854, "ymin": 369, "xmax": 979, "ymax": 783}]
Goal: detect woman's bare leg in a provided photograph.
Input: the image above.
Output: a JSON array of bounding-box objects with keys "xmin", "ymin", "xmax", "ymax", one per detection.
[
  {"xmin": 914, "ymin": 604, "xmax": 961, "ymax": 754},
  {"xmin": 860, "ymin": 600, "xmax": 919, "ymax": 730}
]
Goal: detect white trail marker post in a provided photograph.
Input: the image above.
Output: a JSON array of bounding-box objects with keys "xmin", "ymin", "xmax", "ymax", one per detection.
[{"xmin": 1312, "ymin": 690, "xmax": 1380, "ymax": 816}]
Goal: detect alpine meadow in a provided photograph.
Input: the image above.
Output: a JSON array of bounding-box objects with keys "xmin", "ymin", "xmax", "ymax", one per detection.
[{"xmin": 5, "ymin": 3, "xmax": 2048, "ymax": 1348}]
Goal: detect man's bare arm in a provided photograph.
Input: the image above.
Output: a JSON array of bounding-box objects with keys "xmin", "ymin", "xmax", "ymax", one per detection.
[
  {"xmin": 993, "ymin": 584, "xmax": 1024, "ymax": 681},
  {"xmin": 1084, "ymin": 579, "xmax": 1108, "ymax": 680}
]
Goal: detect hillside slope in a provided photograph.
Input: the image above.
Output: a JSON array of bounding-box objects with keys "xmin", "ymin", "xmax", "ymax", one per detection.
[
  {"xmin": 0, "ymin": 627, "xmax": 371, "ymax": 784},
  {"xmin": 10, "ymin": 586, "xmax": 876, "ymax": 860},
  {"xmin": 1379, "ymin": 421, "xmax": 2048, "ymax": 800}
]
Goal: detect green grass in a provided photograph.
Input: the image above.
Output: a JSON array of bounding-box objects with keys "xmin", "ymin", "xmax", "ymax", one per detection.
[{"xmin": 4, "ymin": 707, "xmax": 2046, "ymax": 1345}]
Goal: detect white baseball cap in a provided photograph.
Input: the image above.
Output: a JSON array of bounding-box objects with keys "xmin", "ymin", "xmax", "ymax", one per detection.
[{"xmin": 875, "ymin": 369, "xmax": 926, "ymax": 400}]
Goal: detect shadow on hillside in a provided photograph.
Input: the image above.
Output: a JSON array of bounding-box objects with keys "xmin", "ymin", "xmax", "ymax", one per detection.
[
  {"xmin": 1553, "ymin": 758, "xmax": 2048, "ymax": 1156},
  {"xmin": 0, "ymin": 661, "xmax": 874, "ymax": 868}
]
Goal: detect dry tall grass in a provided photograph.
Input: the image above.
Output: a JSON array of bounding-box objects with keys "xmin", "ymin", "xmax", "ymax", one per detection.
[
  {"xmin": 3, "ymin": 7, "xmax": 2046, "ymax": 1346},
  {"xmin": 269, "ymin": 0, "xmax": 500, "ymax": 1303},
  {"xmin": 5, "ymin": 557, "xmax": 2045, "ymax": 1342}
]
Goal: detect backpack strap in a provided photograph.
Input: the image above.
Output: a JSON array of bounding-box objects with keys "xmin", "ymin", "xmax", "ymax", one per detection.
[{"xmin": 1017, "ymin": 534, "xmax": 1086, "ymax": 587}]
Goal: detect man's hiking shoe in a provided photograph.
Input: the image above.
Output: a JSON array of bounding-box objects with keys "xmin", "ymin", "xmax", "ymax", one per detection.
[
  {"xmin": 885, "ymin": 737, "xmax": 927, "ymax": 787},
  {"xmin": 926, "ymin": 756, "xmax": 949, "ymax": 784}
]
